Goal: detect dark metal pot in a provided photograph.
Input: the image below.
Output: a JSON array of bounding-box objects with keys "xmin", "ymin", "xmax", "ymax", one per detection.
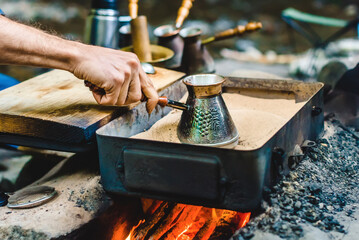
[
  {"xmin": 179, "ymin": 27, "xmax": 215, "ymax": 75},
  {"xmin": 154, "ymin": 25, "xmax": 184, "ymax": 69}
]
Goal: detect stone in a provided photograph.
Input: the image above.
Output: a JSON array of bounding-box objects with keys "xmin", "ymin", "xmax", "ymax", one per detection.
[
  {"xmin": 0, "ymin": 152, "xmax": 142, "ymax": 240},
  {"xmin": 327, "ymin": 206, "xmax": 334, "ymax": 211},
  {"xmin": 233, "ymin": 121, "xmax": 359, "ymax": 240},
  {"xmin": 295, "ymin": 201, "xmax": 302, "ymax": 210}
]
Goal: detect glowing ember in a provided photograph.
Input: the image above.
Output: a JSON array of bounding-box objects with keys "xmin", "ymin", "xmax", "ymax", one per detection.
[{"xmin": 114, "ymin": 199, "xmax": 251, "ymax": 240}]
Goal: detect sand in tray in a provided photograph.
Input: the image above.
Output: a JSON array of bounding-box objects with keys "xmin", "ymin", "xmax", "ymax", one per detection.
[{"xmin": 133, "ymin": 92, "xmax": 306, "ymax": 150}]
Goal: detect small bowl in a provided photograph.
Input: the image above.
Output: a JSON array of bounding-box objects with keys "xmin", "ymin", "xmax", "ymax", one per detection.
[{"xmin": 121, "ymin": 45, "xmax": 174, "ymax": 68}]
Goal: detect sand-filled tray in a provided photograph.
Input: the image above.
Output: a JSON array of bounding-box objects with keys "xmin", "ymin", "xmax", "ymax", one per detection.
[
  {"xmin": 96, "ymin": 77, "xmax": 324, "ymax": 211},
  {"xmin": 133, "ymin": 90, "xmax": 306, "ymax": 150}
]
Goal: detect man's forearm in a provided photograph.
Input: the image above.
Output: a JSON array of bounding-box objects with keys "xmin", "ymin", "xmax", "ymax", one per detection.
[
  {"xmin": 0, "ymin": 15, "xmax": 82, "ymax": 72},
  {"xmin": 0, "ymin": 15, "xmax": 159, "ymax": 112}
]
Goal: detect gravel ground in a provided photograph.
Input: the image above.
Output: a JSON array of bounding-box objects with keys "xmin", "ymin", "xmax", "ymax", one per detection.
[{"xmin": 232, "ymin": 119, "xmax": 359, "ymax": 240}]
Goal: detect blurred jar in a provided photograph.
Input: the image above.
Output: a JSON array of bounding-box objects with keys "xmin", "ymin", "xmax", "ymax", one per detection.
[{"xmin": 84, "ymin": 0, "xmax": 120, "ymax": 49}]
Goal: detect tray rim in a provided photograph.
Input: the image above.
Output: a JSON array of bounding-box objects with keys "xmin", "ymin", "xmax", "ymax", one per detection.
[{"xmin": 96, "ymin": 77, "xmax": 324, "ymax": 152}]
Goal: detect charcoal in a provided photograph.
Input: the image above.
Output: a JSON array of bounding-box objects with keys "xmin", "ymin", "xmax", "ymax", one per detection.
[
  {"xmin": 307, "ymin": 183, "xmax": 322, "ymax": 194},
  {"xmin": 232, "ymin": 121, "xmax": 359, "ymax": 239},
  {"xmin": 294, "ymin": 201, "xmax": 302, "ymax": 210}
]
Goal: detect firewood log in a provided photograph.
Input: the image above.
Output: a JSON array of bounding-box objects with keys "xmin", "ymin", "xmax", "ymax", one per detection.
[
  {"xmin": 159, "ymin": 206, "xmax": 202, "ymax": 240},
  {"xmin": 192, "ymin": 218, "xmax": 217, "ymax": 240},
  {"xmin": 148, "ymin": 204, "xmax": 186, "ymax": 240},
  {"xmin": 208, "ymin": 210, "xmax": 240, "ymax": 240},
  {"xmin": 132, "ymin": 202, "xmax": 175, "ymax": 240}
]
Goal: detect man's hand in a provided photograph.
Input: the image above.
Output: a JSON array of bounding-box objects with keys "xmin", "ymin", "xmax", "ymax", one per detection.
[
  {"xmin": 0, "ymin": 16, "xmax": 158, "ymax": 113},
  {"xmin": 72, "ymin": 45, "xmax": 158, "ymax": 113}
]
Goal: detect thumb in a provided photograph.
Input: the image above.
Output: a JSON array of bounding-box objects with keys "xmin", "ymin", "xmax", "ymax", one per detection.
[{"xmin": 142, "ymin": 86, "xmax": 158, "ymax": 114}]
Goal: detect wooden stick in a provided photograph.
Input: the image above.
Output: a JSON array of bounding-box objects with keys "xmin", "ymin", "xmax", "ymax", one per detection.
[
  {"xmin": 148, "ymin": 204, "xmax": 187, "ymax": 239},
  {"xmin": 160, "ymin": 206, "xmax": 203, "ymax": 240},
  {"xmin": 175, "ymin": 0, "xmax": 195, "ymax": 29},
  {"xmin": 193, "ymin": 218, "xmax": 217, "ymax": 240},
  {"xmin": 131, "ymin": 202, "xmax": 175, "ymax": 239},
  {"xmin": 208, "ymin": 210, "xmax": 240, "ymax": 240},
  {"xmin": 131, "ymin": 15, "xmax": 152, "ymax": 62},
  {"xmin": 142, "ymin": 199, "xmax": 163, "ymax": 216}
]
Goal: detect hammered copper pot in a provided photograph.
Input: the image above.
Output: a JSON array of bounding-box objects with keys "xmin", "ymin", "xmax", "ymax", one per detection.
[{"xmin": 159, "ymin": 74, "xmax": 239, "ymax": 148}]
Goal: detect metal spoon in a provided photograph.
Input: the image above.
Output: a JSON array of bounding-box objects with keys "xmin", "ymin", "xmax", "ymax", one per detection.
[{"xmin": 141, "ymin": 62, "xmax": 156, "ymax": 74}]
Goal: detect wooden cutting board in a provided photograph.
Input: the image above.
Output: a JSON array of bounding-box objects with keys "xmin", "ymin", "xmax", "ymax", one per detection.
[{"xmin": 0, "ymin": 67, "xmax": 185, "ymax": 150}]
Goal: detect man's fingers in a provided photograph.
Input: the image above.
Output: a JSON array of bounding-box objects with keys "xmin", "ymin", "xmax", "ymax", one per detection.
[
  {"xmin": 92, "ymin": 91, "xmax": 102, "ymax": 104},
  {"xmin": 124, "ymin": 75, "xmax": 142, "ymax": 105},
  {"xmin": 139, "ymin": 70, "xmax": 158, "ymax": 114},
  {"xmin": 94, "ymin": 90, "xmax": 120, "ymax": 105},
  {"xmin": 117, "ymin": 80, "xmax": 130, "ymax": 105}
]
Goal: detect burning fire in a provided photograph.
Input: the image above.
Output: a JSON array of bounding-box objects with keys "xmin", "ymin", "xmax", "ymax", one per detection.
[{"xmin": 115, "ymin": 198, "xmax": 251, "ymax": 240}]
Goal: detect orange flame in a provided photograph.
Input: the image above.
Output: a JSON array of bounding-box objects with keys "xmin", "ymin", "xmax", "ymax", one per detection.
[
  {"xmin": 238, "ymin": 212, "xmax": 251, "ymax": 228},
  {"xmin": 118, "ymin": 200, "xmax": 251, "ymax": 240}
]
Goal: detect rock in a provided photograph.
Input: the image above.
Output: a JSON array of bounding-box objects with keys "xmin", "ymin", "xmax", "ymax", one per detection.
[
  {"xmin": 232, "ymin": 121, "xmax": 359, "ymax": 240},
  {"xmin": 0, "ymin": 153, "xmax": 142, "ymax": 240},
  {"xmin": 307, "ymin": 183, "xmax": 322, "ymax": 194},
  {"xmin": 295, "ymin": 201, "xmax": 302, "ymax": 210}
]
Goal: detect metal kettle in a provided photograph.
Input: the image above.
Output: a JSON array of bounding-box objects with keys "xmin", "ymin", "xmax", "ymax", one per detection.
[
  {"xmin": 84, "ymin": 0, "xmax": 120, "ymax": 49},
  {"xmin": 159, "ymin": 74, "xmax": 239, "ymax": 148}
]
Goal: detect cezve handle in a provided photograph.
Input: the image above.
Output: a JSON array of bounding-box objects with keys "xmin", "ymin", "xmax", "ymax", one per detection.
[
  {"xmin": 202, "ymin": 22, "xmax": 262, "ymax": 45},
  {"xmin": 175, "ymin": 0, "xmax": 195, "ymax": 29},
  {"xmin": 129, "ymin": 0, "xmax": 138, "ymax": 19},
  {"xmin": 83, "ymin": 86, "xmax": 188, "ymax": 111},
  {"xmin": 158, "ymin": 96, "xmax": 189, "ymax": 111}
]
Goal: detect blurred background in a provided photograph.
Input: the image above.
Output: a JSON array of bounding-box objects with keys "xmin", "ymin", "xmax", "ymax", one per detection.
[{"xmin": 0, "ymin": 0, "xmax": 357, "ymax": 80}]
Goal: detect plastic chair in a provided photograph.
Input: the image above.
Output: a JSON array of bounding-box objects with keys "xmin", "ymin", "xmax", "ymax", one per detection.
[{"xmin": 282, "ymin": 8, "xmax": 359, "ymax": 50}]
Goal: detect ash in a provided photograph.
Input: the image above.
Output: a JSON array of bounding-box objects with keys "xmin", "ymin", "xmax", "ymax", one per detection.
[{"xmin": 233, "ymin": 120, "xmax": 359, "ymax": 240}]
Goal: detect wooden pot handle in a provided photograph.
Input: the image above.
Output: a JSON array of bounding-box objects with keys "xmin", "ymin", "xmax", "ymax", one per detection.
[
  {"xmin": 175, "ymin": 0, "xmax": 195, "ymax": 29},
  {"xmin": 202, "ymin": 22, "xmax": 262, "ymax": 45},
  {"xmin": 129, "ymin": 0, "xmax": 138, "ymax": 19}
]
